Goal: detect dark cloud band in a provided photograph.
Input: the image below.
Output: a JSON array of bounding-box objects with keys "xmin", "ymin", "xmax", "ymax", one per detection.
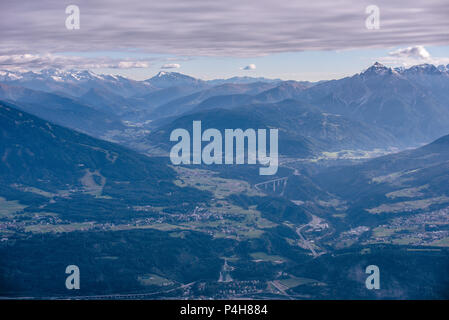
[{"xmin": 0, "ymin": 0, "xmax": 448, "ymax": 56}]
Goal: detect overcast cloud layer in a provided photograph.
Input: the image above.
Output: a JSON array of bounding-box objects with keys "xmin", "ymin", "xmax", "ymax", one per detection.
[
  {"xmin": 1, "ymin": 0, "xmax": 448, "ymax": 58},
  {"xmin": 0, "ymin": 53, "xmax": 154, "ymax": 71}
]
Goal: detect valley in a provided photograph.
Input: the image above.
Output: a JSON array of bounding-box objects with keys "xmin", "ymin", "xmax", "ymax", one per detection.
[{"xmin": 1, "ymin": 63, "xmax": 449, "ymax": 299}]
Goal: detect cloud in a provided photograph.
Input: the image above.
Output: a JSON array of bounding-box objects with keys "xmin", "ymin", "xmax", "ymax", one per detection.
[
  {"xmin": 241, "ymin": 64, "xmax": 256, "ymax": 70},
  {"xmin": 389, "ymin": 46, "xmax": 431, "ymax": 60},
  {"xmin": 117, "ymin": 61, "xmax": 150, "ymax": 68},
  {"xmin": 378, "ymin": 45, "xmax": 449, "ymax": 67},
  {"xmin": 0, "ymin": 0, "xmax": 448, "ymax": 57},
  {"xmin": 0, "ymin": 53, "xmax": 151, "ymax": 70},
  {"xmin": 161, "ymin": 63, "xmax": 180, "ymax": 69}
]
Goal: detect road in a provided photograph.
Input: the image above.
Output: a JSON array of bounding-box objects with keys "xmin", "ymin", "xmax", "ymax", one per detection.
[
  {"xmin": 296, "ymin": 225, "xmax": 318, "ymax": 258},
  {"xmin": 3, "ymin": 282, "xmax": 197, "ymax": 300},
  {"xmin": 269, "ymin": 281, "xmax": 293, "ymax": 300}
]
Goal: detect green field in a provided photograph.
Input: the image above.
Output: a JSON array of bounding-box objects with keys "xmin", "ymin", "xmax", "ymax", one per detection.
[
  {"xmin": 172, "ymin": 166, "xmax": 263, "ymax": 199},
  {"xmin": 0, "ymin": 197, "xmax": 27, "ymax": 217},
  {"xmin": 250, "ymin": 252, "xmax": 285, "ymax": 263},
  {"xmin": 278, "ymin": 276, "xmax": 318, "ymax": 289},
  {"xmin": 138, "ymin": 274, "xmax": 175, "ymax": 287}
]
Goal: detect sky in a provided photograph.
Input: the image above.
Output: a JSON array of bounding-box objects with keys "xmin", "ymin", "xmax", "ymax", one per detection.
[{"xmin": 1, "ymin": 0, "xmax": 449, "ymax": 81}]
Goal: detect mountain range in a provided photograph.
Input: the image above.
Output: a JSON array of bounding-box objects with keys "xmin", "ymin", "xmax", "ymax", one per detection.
[
  {"xmin": 2, "ymin": 62, "xmax": 449, "ymax": 299},
  {"xmin": 314, "ymin": 132, "xmax": 449, "ymax": 226},
  {"xmin": 0, "ymin": 83, "xmax": 124, "ymax": 137},
  {"xmin": 293, "ymin": 62, "xmax": 449, "ymax": 145},
  {"xmin": 0, "ymin": 100, "xmax": 209, "ymax": 222},
  {"xmin": 148, "ymin": 99, "xmax": 399, "ymax": 157},
  {"xmin": 3, "ymin": 62, "xmax": 449, "ymax": 153},
  {"xmin": 0, "ymin": 68, "xmax": 154, "ymax": 98}
]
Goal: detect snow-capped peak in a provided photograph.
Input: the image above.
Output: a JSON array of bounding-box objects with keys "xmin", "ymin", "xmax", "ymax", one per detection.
[
  {"xmin": 0, "ymin": 70, "xmax": 24, "ymax": 81},
  {"xmin": 402, "ymin": 64, "xmax": 442, "ymax": 75},
  {"xmin": 437, "ymin": 65, "xmax": 448, "ymax": 73},
  {"xmin": 146, "ymin": 71, "xmax": 205, "ymax": 89},
  {"xmin": 361, "ymin": 62, "xmax": 395, "ymax": 76},
  {"xmin": 152, "ymin": 71, "xmax": 194, "ymax": 80},
  {"xmin": 0, "ymin": 68, "xmax": 105, "ymax": 83}
]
